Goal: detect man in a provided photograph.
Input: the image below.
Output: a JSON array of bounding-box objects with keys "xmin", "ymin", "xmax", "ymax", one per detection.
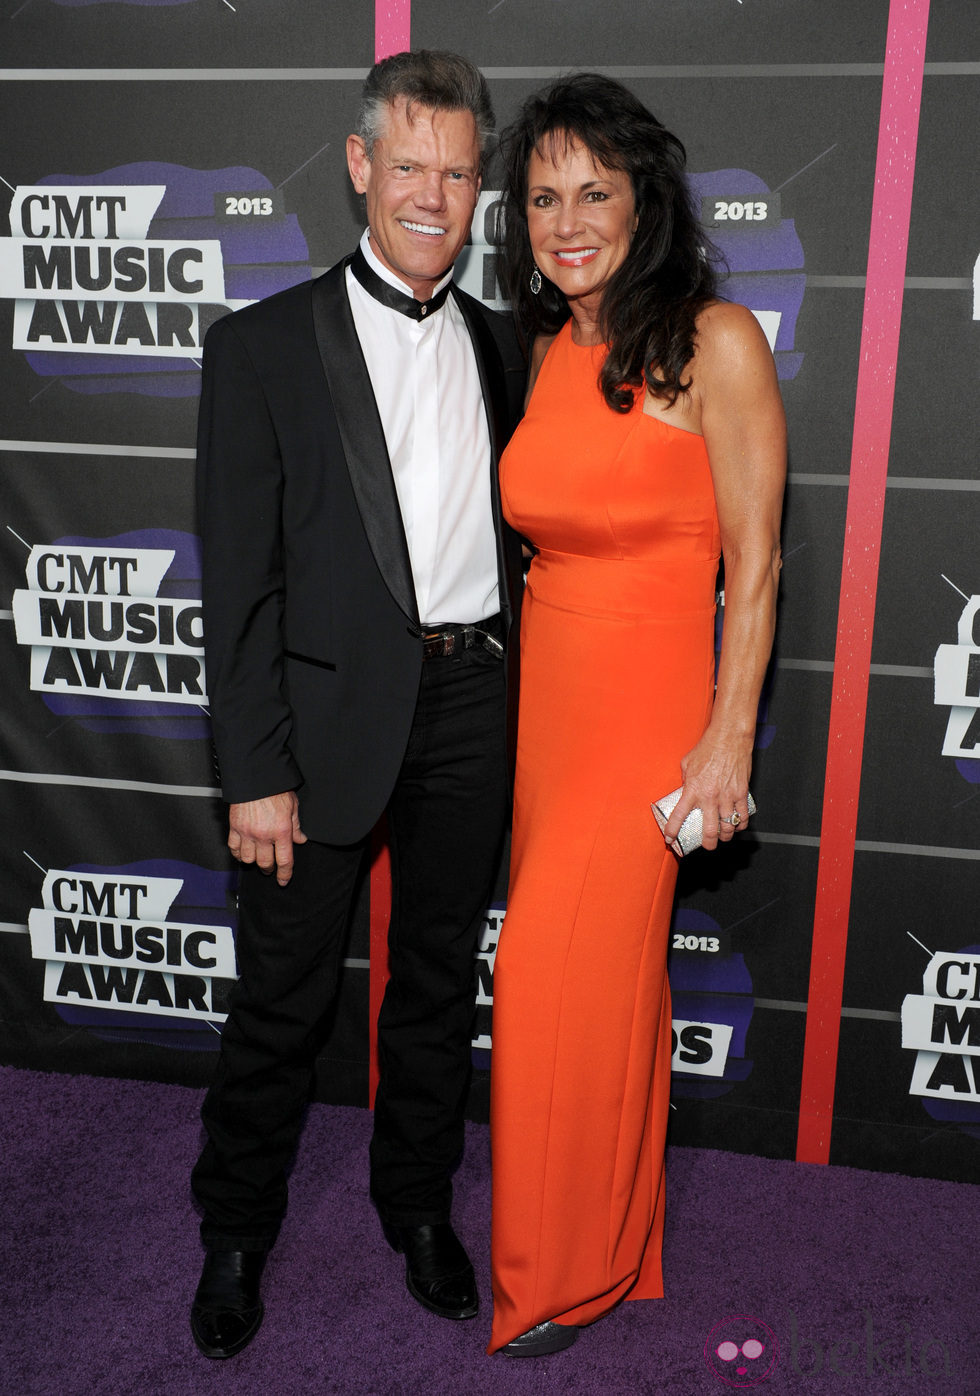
[{"xmin": 189, "ymin": 51, "xmax": 524, "ymax": 1359}]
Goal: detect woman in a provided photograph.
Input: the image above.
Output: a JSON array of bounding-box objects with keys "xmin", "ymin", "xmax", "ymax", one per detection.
[{"xmin": 488, "ymin": 74, "xmax": 785, "ymax": 1357}]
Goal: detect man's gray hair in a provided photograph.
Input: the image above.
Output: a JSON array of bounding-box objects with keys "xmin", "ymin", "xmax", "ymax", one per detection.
[{"xmin": 355, "ymin": 50, "xmax": 495, "ymax": 164}]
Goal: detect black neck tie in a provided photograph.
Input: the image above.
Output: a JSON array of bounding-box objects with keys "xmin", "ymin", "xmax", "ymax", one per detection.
[{"xmin": 349, "ymin": 245, "xmax": 453, "ymax": 322}]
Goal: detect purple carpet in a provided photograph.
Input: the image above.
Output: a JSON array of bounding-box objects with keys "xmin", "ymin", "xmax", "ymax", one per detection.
[{"xmin": 1, "ymin": 1065, "xmax": 975, "ymax": 1395}]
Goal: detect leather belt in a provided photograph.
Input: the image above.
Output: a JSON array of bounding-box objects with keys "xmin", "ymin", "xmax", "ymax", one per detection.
[{"xmin": 421, "ymin": 613, "xmax": 503, "ymax": 660}]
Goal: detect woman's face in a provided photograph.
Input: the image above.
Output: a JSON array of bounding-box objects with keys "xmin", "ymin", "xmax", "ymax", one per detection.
[{"xmin": 525, "ymin": 136, "xmax": 637, "ymax": 306}]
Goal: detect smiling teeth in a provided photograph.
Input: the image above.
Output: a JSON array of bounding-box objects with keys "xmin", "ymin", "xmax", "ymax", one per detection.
[
  {"xmin": 555, "ymin": 249, "xmax": 599, "ymax": 261},
  {"xmin": 401, "ymin": 221, "xmax": 445, "ymax": 236}
]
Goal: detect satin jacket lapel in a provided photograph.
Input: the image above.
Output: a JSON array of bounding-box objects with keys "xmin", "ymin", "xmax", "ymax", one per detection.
[
  {"xmin": 451, "ymin": 288, "xmax": 514, "ymax": 626},
  {"xmin": 312, "ymin": 260, "xmax": 419, "ymax": 626}
]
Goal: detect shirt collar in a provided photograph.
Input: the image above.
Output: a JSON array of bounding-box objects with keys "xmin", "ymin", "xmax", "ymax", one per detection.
[{"xmin": 358, "ymin": 228, "xmax": 455, "ymax": 312}]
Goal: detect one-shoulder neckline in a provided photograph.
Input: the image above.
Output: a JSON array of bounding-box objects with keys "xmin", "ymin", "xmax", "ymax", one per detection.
[
  {"xmin": 558, "ymin": 326, "xmax": 704, "ymax": 441},
  {"xmin": 639, "ymin": 410, "xmax": 705, "ymax": 442}
]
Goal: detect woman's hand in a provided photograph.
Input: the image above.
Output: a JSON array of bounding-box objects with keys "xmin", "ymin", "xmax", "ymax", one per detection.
[{"xmin": 662, "ymin": 725, "xmax": 755, "ymax": 852}]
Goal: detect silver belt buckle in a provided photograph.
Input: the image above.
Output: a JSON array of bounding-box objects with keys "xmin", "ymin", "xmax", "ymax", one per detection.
[
  {"xmin": 475, "ymin": 626, "xmax": 503, "ymax": 657},
  {"xmin": 423, "ymin": 630, "xmax": 455, "ymax": 658}
]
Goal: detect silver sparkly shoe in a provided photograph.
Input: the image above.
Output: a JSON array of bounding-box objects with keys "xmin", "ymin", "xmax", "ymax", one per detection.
[{"xmin": 502, "ymin": 1320, "xmax": 579, "ymax": 1357}]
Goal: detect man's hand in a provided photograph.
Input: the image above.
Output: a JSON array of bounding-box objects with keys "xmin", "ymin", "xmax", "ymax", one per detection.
[{"xmin": 227, "ymin": 791, "xmax": 307, "ymax": 886}]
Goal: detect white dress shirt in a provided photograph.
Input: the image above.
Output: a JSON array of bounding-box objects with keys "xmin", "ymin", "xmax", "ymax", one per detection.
[{"xmin": 345, "ymin": 229, "xmax": 498, "ymax": 627}]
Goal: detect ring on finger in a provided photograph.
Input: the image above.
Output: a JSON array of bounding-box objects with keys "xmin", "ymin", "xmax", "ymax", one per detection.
[{"xmin": 730, "ymin": 811, "xmax": 741, "ymax": 828}]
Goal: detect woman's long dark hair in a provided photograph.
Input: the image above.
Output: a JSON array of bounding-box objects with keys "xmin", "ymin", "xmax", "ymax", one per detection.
[{"xmin": 500, "ymin": 73, "xmax": 720, "ymax": 412}]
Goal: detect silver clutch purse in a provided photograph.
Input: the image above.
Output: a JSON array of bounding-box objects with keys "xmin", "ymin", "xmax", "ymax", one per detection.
[{"xmin": 651, "ymin": 787, "xmax": 756, "ymax": 857}]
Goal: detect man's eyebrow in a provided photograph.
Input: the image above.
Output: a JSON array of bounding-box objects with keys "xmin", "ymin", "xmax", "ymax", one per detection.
[{"xmin": 385, "ymin": 152, "xmax": 478, "ymax": 174}]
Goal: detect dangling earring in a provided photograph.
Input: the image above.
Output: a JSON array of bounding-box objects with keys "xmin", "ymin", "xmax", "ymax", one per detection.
[{"xmin": 529, "ymin": 267, "xmax": 542, "ymax": 295}]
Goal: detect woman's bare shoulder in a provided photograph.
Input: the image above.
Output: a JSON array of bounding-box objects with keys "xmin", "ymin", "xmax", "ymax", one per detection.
[{"xmin": 694, "ymin": 300, "xmax": 772, "ymax": 362}]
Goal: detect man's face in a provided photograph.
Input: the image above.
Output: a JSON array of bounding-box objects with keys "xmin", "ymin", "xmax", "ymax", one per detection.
[{"xmin": 346, "ymin": 97, "xmax": 482, "ymax": 300}]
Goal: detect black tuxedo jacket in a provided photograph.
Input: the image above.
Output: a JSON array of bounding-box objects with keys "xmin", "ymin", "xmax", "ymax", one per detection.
[{"xmin": 196, "ymin": 256, "xmax": 526, "ymax": 846}]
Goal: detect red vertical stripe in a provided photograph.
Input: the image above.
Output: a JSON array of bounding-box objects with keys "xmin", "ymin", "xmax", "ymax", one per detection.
[
  {"xmin": 368, "ymin": 826, "xmax": 391, "ymax": 1108},
  {"xmin": 796, "ymin": 0, "xmax": 931, "ymax": 1163}
]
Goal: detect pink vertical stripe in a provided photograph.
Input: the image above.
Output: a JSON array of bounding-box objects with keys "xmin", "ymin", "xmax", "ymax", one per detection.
[
  {"xmin": 797, "ymin": 0, "xmax": 931, "ymax": 1164},
  {"xmin": 375, "ymin": 1, "xmax": 411, "ymax": 61}
]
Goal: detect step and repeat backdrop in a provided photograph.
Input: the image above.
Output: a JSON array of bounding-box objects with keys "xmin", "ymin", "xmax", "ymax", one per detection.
[{"xmin": 1, "ymin": 0, "xmax": 977, "ymax": 1182}]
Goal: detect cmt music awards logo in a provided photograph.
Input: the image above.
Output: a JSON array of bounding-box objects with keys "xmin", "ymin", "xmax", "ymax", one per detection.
[
  {"xmin": 461, "ymin": 168, "xmax": 805, "ymax": 381},
  {"xmin": 896, "ymin": 587, "xmax": 980, "ymax": 1134},
  {"xmin": 27, "ymin": 859, "xmax": 238, "ymax": 1048},
  {"xmin": 0, "ymin": 163, "xmax": 311, "ymax": 396},
  {"xmin": 933, "ymin": 583, "xmax": 980, "ymax": 781},
  {"xmin": 469, "ymin": 905, "xmax": 753, "ymax": 1090},
  {"xmin": 694, "ymin": 170, "xmax": 805, "ymax": 383},
  {"xmin": 901, "ymin": 943, "xmax": 980, "ymax": 1134},
  {"xmin": 471, "ymin": 903, "xmax": 503, "ymax": 1067},
  {"xmin": 669, "ymin": 909, "xmax": 754, "ymax": 1094},
  {"xmin": 894, "ymin": 585, "xmax": 980, "ymax": 1136},
  {"xmin": 11, "ymin": 528, "xmax": 210, "ymax": 739}
]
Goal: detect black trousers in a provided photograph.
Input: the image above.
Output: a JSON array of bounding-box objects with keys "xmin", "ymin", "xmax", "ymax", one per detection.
[{"xmin": 192, "ymin": 644, "xmax": 508, "ymax": 1250}]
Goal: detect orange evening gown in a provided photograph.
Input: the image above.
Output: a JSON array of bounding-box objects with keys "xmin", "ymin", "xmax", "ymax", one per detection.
[{"xmin": 488, "ymin": 322, "xmax": 721, "ymax": 1352}]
